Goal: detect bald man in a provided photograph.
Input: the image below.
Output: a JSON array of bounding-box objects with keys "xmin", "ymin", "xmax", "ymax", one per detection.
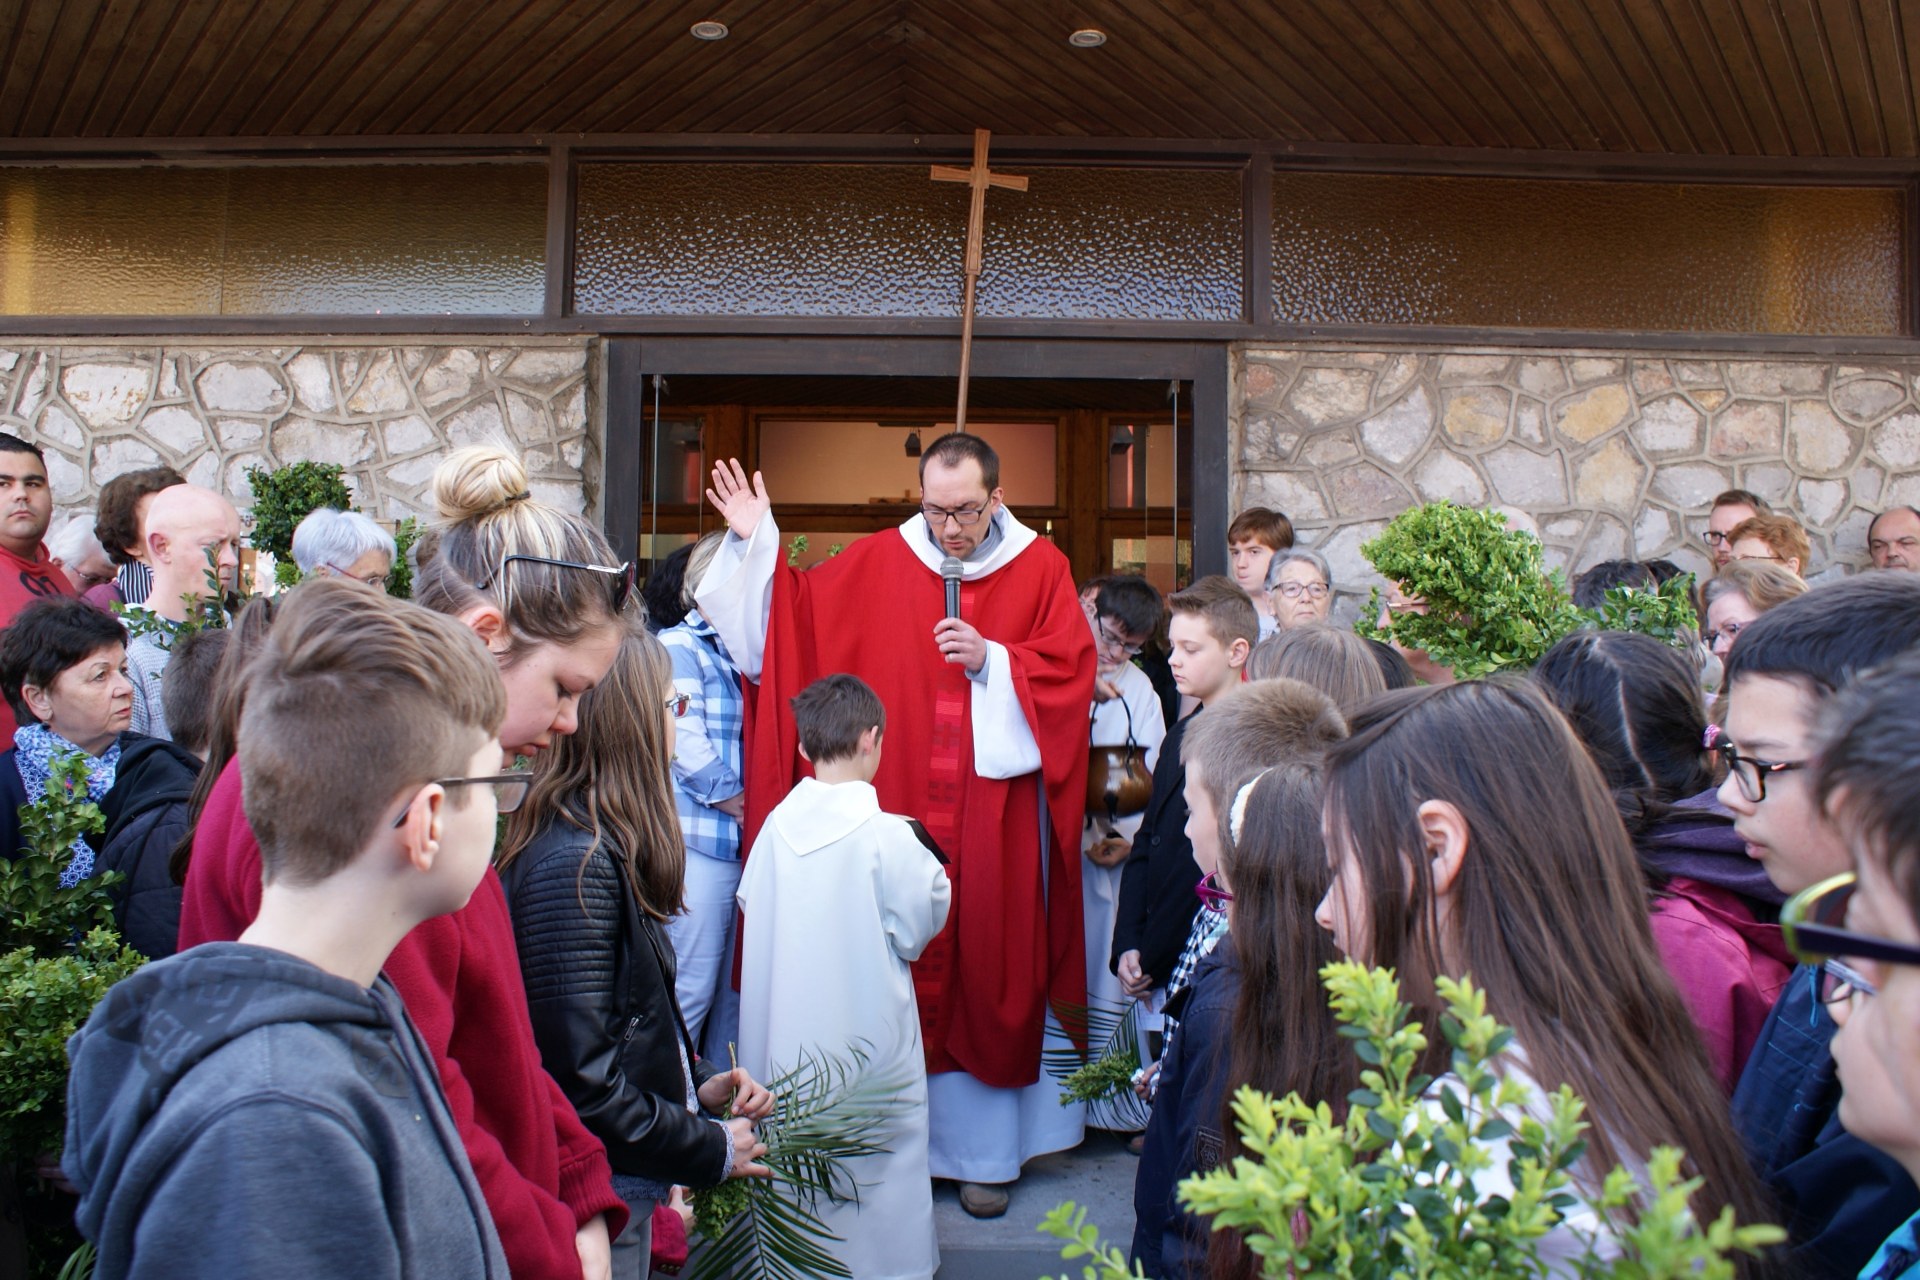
[
  {"xmin": 1869, "ymin": 506, "xmax": 1920, "ymax": 572},
  {"xmin": 126, "ymin": 485, "xmax": 241, "ymax": 740}
]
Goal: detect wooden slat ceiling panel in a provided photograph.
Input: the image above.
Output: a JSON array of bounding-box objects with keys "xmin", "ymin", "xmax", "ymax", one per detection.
[{"xmin": 8, "ymin": 0, "xmax": 1920, "ymax": 157}]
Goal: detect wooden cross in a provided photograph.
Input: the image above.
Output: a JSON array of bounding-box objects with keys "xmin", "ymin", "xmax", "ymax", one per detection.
[{"xmin": 930, "ymin": 129, "xmax": 1027, "ymax": 434}]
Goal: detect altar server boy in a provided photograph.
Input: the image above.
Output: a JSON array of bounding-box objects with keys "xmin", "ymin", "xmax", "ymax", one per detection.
[{"xmin": 736, "ymin": 673, "xmax": 952, "ymax": 1280}]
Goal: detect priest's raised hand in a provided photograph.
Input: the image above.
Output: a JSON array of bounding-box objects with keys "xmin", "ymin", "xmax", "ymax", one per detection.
[{"xmin": 706, "ymin": 457, "xmax": 770, "ymax": 540}]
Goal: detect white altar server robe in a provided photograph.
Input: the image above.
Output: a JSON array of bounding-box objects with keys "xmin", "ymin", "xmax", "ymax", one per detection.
[{"xmin": 736, "ymin": 777, "xmax": 953, "ymax": 1280}]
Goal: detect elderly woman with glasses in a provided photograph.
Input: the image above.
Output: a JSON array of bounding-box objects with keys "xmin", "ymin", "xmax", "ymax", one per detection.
[
  {"xmin": 290, "ymin": 507, "xmax": 398, "ymax": 587},
  {"xmin": 1262, "ymin": 548, "xmax": 1334, "ymax": 630}
]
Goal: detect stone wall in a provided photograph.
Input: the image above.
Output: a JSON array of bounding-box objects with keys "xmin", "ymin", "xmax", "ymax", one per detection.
[
  {"xmin": 1234, "ymin": 346, "xmax": 1919, "ymax": 619},
  {"xmin": 0, "ymin": 340, "xmax": 596, "ymax": 533}
]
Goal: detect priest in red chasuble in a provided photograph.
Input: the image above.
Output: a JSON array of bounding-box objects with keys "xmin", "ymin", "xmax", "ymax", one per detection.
[{"xmin": 696, "ymin": 433, "xmax": 1095, "ymax": 1215}]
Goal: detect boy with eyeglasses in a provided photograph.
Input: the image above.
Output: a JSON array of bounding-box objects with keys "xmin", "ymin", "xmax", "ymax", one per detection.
[
  {"xmin": 64, "ymin": 579, "xmax": 520, "ymax": 1278},
  {"xmin": 1716, "ymin": 573, "xmax": 1920, "ymax": 1276},
  {"xmin": 1795, "ymin": 649, "xmax": 1920, "ymax": 1280}
]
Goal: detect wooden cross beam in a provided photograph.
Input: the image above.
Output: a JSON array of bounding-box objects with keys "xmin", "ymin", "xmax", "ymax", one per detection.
[{"xmin": 930, "ymin": 129, "xmax": 1028, "ymax": 434}]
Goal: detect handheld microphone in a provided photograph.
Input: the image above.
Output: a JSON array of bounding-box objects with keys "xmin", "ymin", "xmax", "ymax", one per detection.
[{"xmin": 941, "ymin": 556, "xmax": 964, "ymax": 620}]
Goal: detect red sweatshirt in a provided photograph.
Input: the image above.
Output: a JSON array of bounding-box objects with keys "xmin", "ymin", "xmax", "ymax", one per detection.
[
  {"xmin": 0, "ymin": 540, "xmax": 74, "ymax": 742},
  {"xmin": 178, "ymin": 759, "xmax": 626, "ymax": 1276}
]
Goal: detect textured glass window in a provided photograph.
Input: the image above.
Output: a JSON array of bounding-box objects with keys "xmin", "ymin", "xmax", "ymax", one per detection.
[
  {"xmin": 1271, "ymin": 173, "xmax": 1903, "ymax": 336},
  {"xmin": 0, "ymin": 163, "xmax": 545, "ymax": 315},
  {"xmin": 0, "ymin": 168, "xmax": 227, "ymax": 314},
  {"xmin": 574, "ymin": 163, "xmax": 1242, "ymax": 321}
]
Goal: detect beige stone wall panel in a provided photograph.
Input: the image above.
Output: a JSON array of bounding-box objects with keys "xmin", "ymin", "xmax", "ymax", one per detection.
[
  {"xmin": 1235, "ymin": 345, "xmax": 1920, "ymax": 618},
  {"xmin": 0, "ymin": 340, "xmax": 595, "ymax": 537}
]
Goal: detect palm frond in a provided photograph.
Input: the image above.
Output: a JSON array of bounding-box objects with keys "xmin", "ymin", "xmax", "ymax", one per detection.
[{"xmin": 685, "ymin": 1041, "xmax": 918, "ymax": 1280}]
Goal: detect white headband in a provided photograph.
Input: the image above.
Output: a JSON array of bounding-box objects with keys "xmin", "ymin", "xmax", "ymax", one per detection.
[{"xmin": 1228, "ymin": 767, "xmax": 1276, "ymax": 847}]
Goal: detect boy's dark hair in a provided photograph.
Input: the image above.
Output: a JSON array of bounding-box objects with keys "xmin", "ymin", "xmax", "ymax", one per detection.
[
  {"xmin": 1364, "ymin": 637, "xmax": 1418, "ymax": 690},
  {"xmin": 1571, "ymin": 559, "xmax": 1655, "ymax": 610},
  {"xmin": 0, "ymin": 432, "xmax": 45, "ymax": 463},
  {"xmin": 1641, "ymin": 558, "xmax": 1684, "ymax": 586},
  {"xmin": 161, "ymin": 629, "xmax": 229, "ymax": 755},
  {"xmin": 93, "ymin": 466, "xmax": 186, "ymax": 565},
  {"xmin": 1723, "ymin": 574, "xmax": 1920, "ymax": 698},
  {"xmin": 241, "ymin": 579, "xmax": 505, "ymax": 887},
  {"xmin": 1227, "ymin": 506, "xmax": 1294, "ymax": 551},
  {"xmin": 1166, "ymin": 575, "xmax": 1258, "ymax": 650},
  {"xmin": 792, "ymin": 673, "xmax": 885, "ymax": 765},
  {"xmin": 1712, "ymin": 488, "xmax": 1771, "ymax": 515},
  {"xmin": 641, "ymin": 542, "xmax": 695, "ymax": 632},
  {"xmin": 917, "ymin": 432, "xmax": 1000, "ymax": 492},
  {"xmin": 1814, "ymin": 649, "xmax": 1920, "ymax": 924},
  {"xmin": 0, "ymin": 597, "xmax": 129, "ymax": 724},
  {"xmin": 1094, "ymin": 574, "xmax": 1163, "ymax": 640}
]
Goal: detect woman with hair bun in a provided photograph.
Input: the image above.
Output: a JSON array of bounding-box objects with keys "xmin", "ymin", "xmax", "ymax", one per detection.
[{"xmin": 180, "ymin": 445, "xmax": 634, "ymax": 1280}]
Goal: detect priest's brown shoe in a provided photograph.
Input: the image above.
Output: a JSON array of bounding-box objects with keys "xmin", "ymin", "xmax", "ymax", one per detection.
[{"xmin": 958, "ymin": 1181, "xmax": 1010, "ymax": 1218}]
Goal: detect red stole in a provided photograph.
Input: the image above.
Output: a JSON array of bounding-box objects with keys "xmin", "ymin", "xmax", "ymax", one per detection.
[{"xmin": 741, "ymin": 528, "xmax": 1095, "ymax": 1088}]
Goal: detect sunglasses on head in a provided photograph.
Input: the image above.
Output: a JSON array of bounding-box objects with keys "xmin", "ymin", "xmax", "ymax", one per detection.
[{"xmin": 480, "ymin": 553, "xmax": 634, "ymax": 614}]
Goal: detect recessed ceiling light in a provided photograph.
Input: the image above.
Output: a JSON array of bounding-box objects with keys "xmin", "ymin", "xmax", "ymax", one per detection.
[
  {"xmin": 690, "ymin": 20, "xmax": 729, "ymax": 40},
  {"xmin": 1068, "ymin": 28, "xmax": 1107, "ymax": 48}
]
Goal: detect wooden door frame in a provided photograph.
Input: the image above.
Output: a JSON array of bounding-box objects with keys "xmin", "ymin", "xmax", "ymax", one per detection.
[{"xmin": 603, "ymin": 336, "xmax": 1230, "ymax": 575}]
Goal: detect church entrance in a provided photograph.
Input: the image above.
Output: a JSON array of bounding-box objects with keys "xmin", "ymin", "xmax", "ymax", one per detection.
[{"xmin": 605, "ymin": 336, "xmax": 1228, "ymax": 592}]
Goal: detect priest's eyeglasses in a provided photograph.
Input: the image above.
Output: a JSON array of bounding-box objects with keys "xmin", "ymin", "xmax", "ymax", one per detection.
[
  {"xmin": 479, "ymin": 554, "xmax": 634, "ymax": 614},
  {"xmin": 921, "ymin": 502, "xmax": 988, "ymax": 528},
  {"xmin": 390, "ymin": 773, "xmax": 533, "ymax": 827},
  {"xmin": 1716, "ymin": 741, "xmax": 1809, "ymax": 803}
]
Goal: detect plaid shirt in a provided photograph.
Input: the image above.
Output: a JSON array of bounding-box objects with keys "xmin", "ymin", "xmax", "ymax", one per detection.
[
  {"xmin": 660, "ymin": 614, "xmax": 745, "ymax": 862},
  {"xmin": 1162, "ymin": 904, "xmax": 1229, "ymax": 1042}
]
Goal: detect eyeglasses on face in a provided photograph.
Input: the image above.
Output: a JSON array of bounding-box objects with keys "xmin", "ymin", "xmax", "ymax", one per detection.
[
  {"xmin": 920, "ymin": 502, "xmax": 989, "ymax": 528},
  {"xmin": 1701, "ymin": 530, "xmax": 1733, "ymax": 548},
  {"xmin": 480, "ymin": 553, "xmax": 634, "ymax": 614},
  {"xmin": 390, "ymin": 772, "xmax": 534, "ymax": 827},
  {"xmin": 664, "ymin": 692, "xmax": 691, "ymax": 718},
  {"xmin": 1195, "ymin": 870, "xmax": 1234, "ymax": 911},
  {"xmin": 1819, "ymin": 958, "xmax": 1876, "ymax": 1006},
  {"xmin": 1780, "ymin": 872, "xmax": 1920, "ymax": 973},
  {"xmin": 1731, "ymin": 551, "xmax": 1782, "ymax": 563},
  {"xmin": 1097, "ymin": 618, "xmax": 1144, "ymax": 657},
  {"xmin": 1716, "ymin": 740, "xmax": 1809, "ymax": 803},
  {"xmin": 321, "ymin": 563, "xmax": 388, "ymax": 588},
  {"xmin": 1703, "ymin": 619, "xmax": 1744, "ymax": 650},
  {"xmin": 1271, "ymin": 581, "xmax": 1329, "ymax": 601}
]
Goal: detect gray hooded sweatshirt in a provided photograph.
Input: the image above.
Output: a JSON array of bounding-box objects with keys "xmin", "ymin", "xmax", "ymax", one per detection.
[{"xmin": 64, "ymin": 942, "xmax": 508, "ymax": 1280}]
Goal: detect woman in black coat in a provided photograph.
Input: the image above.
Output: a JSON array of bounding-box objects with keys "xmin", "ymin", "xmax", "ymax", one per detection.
[{"xmin": 498, "ymin": 624, "xmax": 773, "ymax": 1280}]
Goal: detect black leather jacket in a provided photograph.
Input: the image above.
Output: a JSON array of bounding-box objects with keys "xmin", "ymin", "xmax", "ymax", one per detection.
[{"xmin": 500, "ymin": 820, "xmax": 730, "ymax": 1189}]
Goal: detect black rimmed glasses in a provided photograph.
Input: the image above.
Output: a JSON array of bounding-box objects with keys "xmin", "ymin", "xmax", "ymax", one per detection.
[
  {"xmin": 1701, "ymin": 530, "xmax": 1732, "ymax": 548},
  {"xmin": 1716, "ymin": 741, "xmax": 1810, "ymax": 803},
  {"xmin": 390, "ymin": 773, "xmax": 534, "ymax": 827},
  {"xmin": 480, "ymin": 554, "xmax": 634, "ymax": 614},
  {"xmin": 1780, "ymin": 872, "xmax": 1920, "ymax": 971},
  {"xmin": 921, "ymin": 502, "xmax": 988, "ymax": 528},
  {"xmin": 1097, "ymin": 618, "xmax": 1144, "ymax": 658}
]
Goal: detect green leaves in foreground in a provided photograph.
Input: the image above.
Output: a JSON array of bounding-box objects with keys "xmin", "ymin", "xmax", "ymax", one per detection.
[
  {"xmin": 1040, "ymin": 963, "xmax": 1784, "ymax": 1280},
  {"xmin": 686, "ymin": 1042, "xmax": 915, "ymax": 1280}
]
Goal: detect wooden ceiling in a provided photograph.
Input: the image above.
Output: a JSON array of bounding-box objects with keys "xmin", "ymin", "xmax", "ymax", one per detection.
[{"xmin": 6, "ymin": 0, "xmax": 1920, "ymax": 158}]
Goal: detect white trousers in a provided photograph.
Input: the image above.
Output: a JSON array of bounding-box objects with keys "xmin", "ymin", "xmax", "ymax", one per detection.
[{"xmin": 665, "ymin": 851, "xmax": 742, "ymax": 1061}]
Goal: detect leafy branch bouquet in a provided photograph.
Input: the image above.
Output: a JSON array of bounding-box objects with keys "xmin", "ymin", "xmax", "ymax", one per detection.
[
  {"xmin": 1043, "ymin": 962, "xmax": 1782, "ymax": 1280},
  {"xmin": 1357, "ymin": 502, "xmax": 1698, "ymax": 680}
]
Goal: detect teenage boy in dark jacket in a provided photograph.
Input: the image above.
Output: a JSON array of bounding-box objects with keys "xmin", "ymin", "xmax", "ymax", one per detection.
[
  {"xmin": 63, "ymin": 581, "xmax": 515, "ymax": 1279},
  {"xmin": 1111, "ymin": 578, "xmax": 1254, "ymax": 999},
  {"xmin": 1717, "ymin": 574, "xmax": 1920, "ymax": 1277}
]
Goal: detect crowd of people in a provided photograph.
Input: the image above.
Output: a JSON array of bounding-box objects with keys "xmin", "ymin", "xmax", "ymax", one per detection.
[{"xmin": 2, "ymin": 419, "xmax": 1919, "ymax": 1280}]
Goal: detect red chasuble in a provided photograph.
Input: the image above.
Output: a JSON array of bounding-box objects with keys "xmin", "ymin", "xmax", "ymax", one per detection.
[{"xmin": 740, "ymin": 528, "xmax": 1095, "ymax": 1089}]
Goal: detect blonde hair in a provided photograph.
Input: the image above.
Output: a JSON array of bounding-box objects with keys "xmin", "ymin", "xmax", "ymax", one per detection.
[
  {"xmin": 414, "ymin": 445, "xmax": 626, "ymax": 661},
  {"xmin": 679, "ymin": 531, "xmax": 726, "ymax": 612},
  {"xmin": 1701, "ymin": 558, "xmax": 1809, "ymax": 616}
]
